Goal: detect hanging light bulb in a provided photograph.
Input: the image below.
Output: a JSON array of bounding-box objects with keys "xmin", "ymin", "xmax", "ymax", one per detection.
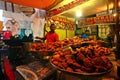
[{"xmin": 76, "ymin": 10, "xmax": 82, "ymax": 17}]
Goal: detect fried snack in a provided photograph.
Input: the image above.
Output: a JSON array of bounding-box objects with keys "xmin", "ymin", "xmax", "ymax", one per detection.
[
  {"xmin": 66, "ymin": 67, "xmax": 73, "ymax": 72},
  {"xmin": 51, "ymin": 45, "xmax": 112, "ymax": 74}
]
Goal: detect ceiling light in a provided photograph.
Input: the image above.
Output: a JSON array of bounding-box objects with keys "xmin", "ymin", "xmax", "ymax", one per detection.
[{"xmin": 76, "ymin": 10, "xmax": 82, "ymax": 17}]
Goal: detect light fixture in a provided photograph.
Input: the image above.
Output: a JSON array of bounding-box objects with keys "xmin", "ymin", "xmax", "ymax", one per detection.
[{"xmin": 76, "ymin": 10, "xmax": 82, "ymax": 17}]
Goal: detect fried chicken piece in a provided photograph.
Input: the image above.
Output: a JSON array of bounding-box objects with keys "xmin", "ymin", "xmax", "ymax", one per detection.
[
  {"xmin": 66, "ymin": 58, "xmax": 75, "ymax": 64},
  {"xmin": 71, "ymin": 62, "xmax": 81, "ymax": 68},
  {"xmin": 75, "ymin": 69, "xmax": 82, "ymax": 72},
  {"xmin": 61, "ymin": 62, "xmax": 68, "ymax": 68},
  {"xmin": 52, "ymin": 61, "xmax": 59, "ymax": 66},
  {"xmin": 66, "ymin": 67, "xmax": 73, "ymax": 72},
  {"xmin": 92, "ymin": 57, "xmax": 103, "ymax": 65},
  {"xmin": 81, "ymin": 65, "xmax": 93, "ymax": 73},
  {"xmin": 57, "ymin": 63, "xmax": 65, "ymax": 69},
  {"xmin": 53, "ymin": 54, "xmax": 60, "ymax": 60},
  {"xmin": 85, "ymin": 48, "xmax": 94, "ymax": 58},
  {"xmin": 65, "ymin": 55, "xmax": 72, "ymax": 59},
  {"xmin": 77, "ymin": 53, "xmax": 85, "ymax": 60},
  {"xmin": 101, "ymin": 56, "xmax": 110, "ymax": 63},
  {"xmin": 83, "ymin": 58, "xmax": 93, "ymax": 67}
]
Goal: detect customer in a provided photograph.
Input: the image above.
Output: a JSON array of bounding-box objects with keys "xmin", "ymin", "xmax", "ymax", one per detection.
[
  {"xmin": 36, "ymin": 23, "xmax": 59, "ymax": 43},
  {"xmin": 107, "ymin": 32, "xmax": 114, "ymax": 48},
  {"xmin": 81, "ymin": 30, "xmax": 89, "ymax": 38}
]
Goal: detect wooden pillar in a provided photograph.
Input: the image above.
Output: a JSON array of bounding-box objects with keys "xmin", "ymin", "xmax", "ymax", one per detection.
[
  {"xmin": 4, "ymin": 2, "xmax": 7, "ymax": 10},
  {"xmin": 115, "ymin": 0, "xmax": 120, "ymax": 57},
  {"xmin": 11, "ymin": 3, "xmax": 14, "ymax": 12}
]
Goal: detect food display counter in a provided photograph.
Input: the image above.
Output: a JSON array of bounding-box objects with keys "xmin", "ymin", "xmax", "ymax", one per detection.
[
  {"xmin": 15, "ymin": 52, "xmax": 119, "ymax": 80},
  {"xmin": 0, "ymin": 0, "xmax": 119, "ymax": 80},
  {"xmin": 1, "ymin": 36, "xmax": 117, "ymax": 80},
  {"xmin": 14, "ymin": 37, "xmax": 119, "ymax": 80}
]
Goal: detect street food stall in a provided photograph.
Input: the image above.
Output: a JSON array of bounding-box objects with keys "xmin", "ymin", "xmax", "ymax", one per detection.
[{"xmin": 0, "ymin": 0, "xmax": 120, "ymax": 80}]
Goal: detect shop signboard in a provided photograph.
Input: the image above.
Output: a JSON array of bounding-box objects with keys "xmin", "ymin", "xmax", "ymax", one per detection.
[
  {"xmin": 46, "ymin": 16, "xmax": 76, "ymax": 30},
  {"xmin": 47, "ymin": 0, "xmax": 90, "ymax": 17},
  {"xmin": 78, "ymin": 14, "xmax": 116, "ymax": 26}
]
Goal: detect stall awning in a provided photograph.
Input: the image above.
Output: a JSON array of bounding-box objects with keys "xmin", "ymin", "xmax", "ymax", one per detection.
[{"xmin": 3, "ymin": 0, "xmax": 62, "ymax": 10}]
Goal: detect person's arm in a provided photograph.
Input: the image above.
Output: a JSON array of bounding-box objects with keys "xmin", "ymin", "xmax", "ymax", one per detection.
[{"xmin": 35, "ymin": 36, "xmax": 46, "ymax": 40}]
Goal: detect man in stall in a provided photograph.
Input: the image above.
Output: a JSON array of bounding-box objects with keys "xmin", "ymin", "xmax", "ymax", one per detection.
[{"xmin": 36, "ymin": 23, "xmax": 59, "ymax": 43}]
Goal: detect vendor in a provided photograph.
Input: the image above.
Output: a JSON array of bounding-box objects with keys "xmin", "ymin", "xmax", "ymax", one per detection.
[{"xmin": 36, "ymin": 23, "xmax": 59, "ymax": 43}]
